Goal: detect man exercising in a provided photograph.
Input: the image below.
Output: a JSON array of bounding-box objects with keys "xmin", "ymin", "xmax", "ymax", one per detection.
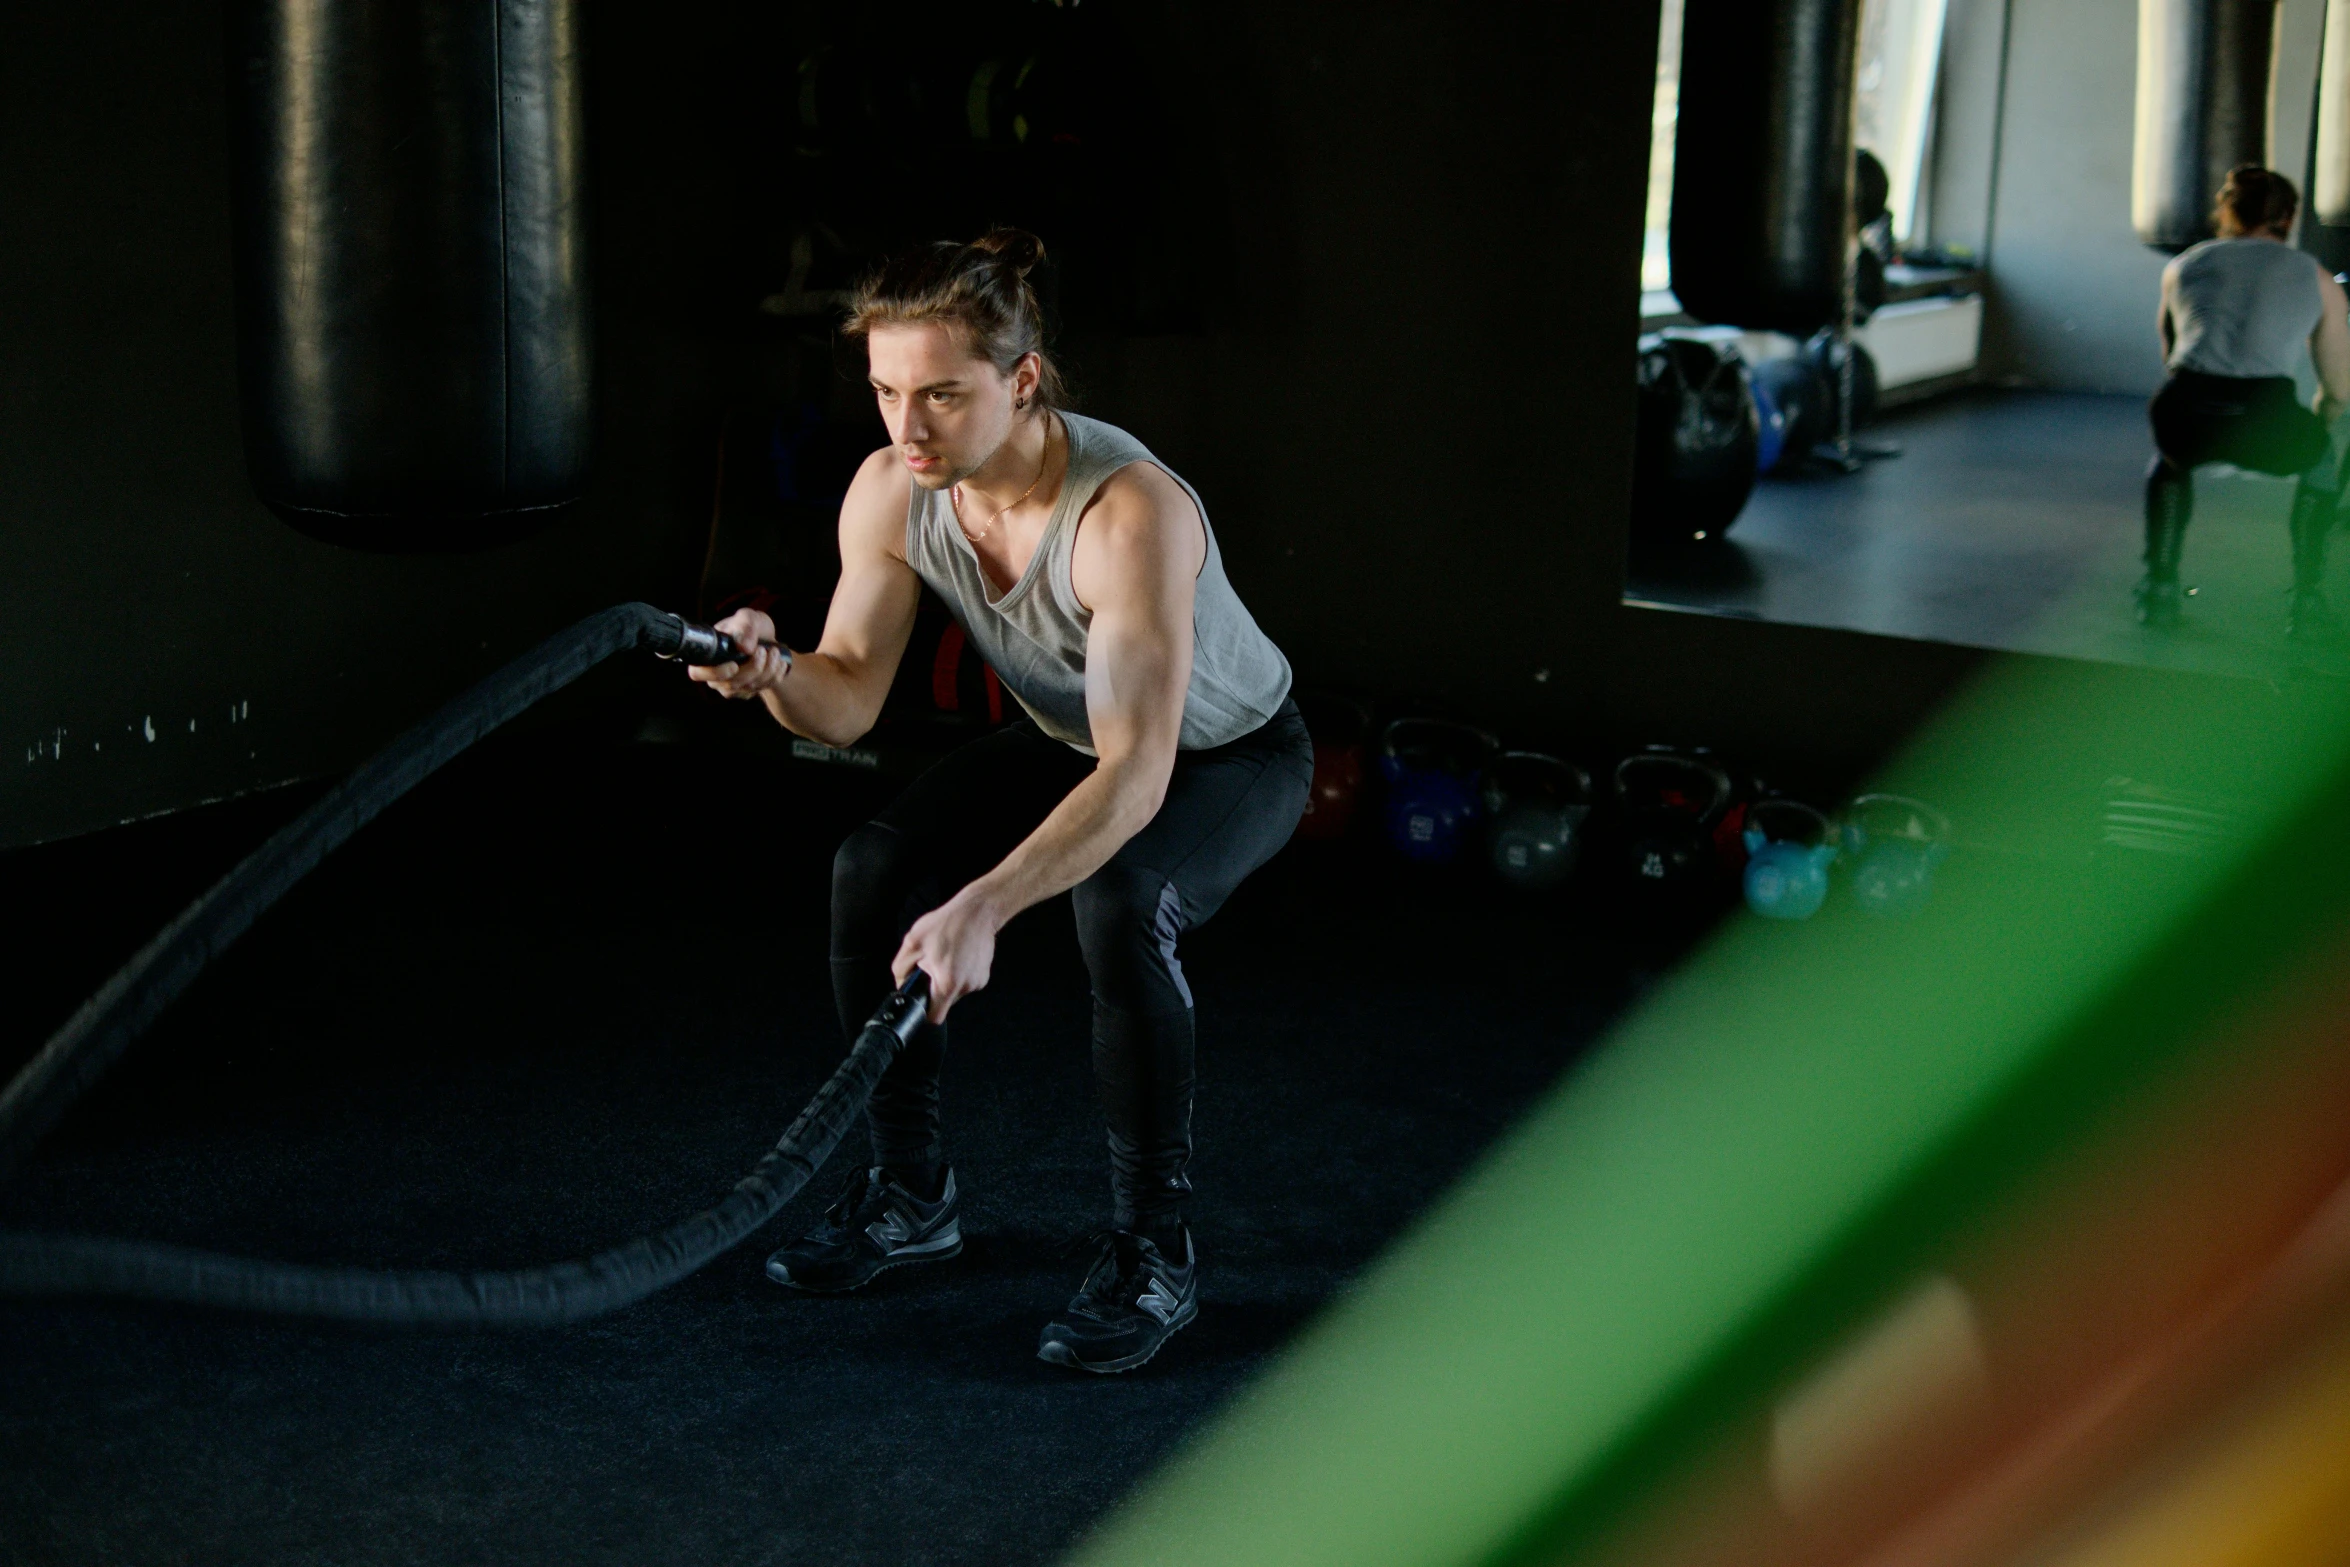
[
  {"xmin": 2143, "ymin": 165, "xmax": 2350, "ymax": 639},
  {"xmin": 690, "ymin": 230, "xmax": 1310, "ymax": 1373}
]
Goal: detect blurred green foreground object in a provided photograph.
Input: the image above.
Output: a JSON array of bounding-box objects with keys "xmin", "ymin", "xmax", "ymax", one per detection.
[{"xmin": 1069, "ymin": 654, "xmax": 2350, "ymax": 1567}]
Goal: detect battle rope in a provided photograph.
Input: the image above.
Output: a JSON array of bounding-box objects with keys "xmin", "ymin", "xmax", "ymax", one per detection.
[{"xmin": 0, "ymin": 602, "xmax": 912, "ymax": 1325}]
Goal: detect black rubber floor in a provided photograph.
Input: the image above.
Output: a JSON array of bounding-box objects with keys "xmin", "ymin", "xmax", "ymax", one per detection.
[
  {"xmin": 0, "ymin": 738, "xmax": 1682, "ymax": 1567},
  {"xmin": 1625, "ymin": 388, "xmax": 2350, "ymax": 682}
]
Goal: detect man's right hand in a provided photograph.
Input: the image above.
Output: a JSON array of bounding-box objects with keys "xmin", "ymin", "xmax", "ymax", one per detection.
[{"xmin": 686, "ymin": 607, "xmax": 786, "ymax": 700}]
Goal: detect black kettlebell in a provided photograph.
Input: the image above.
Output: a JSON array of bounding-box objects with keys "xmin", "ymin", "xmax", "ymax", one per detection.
[
  {"xmin": 1481, "ymin": 753, "xmax": 1594, "ymax": 892},
  {"xmin": 1614, "ymin": 749, "xmax": 1736, "ymax": 893}
]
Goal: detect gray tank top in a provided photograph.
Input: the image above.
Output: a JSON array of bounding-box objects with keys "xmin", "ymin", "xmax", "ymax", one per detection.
[
  {"xmin": 2167, "ymin": 238, "xmax": 2326, "ymax": 379},
  {"xmin": 904, "ymin": 412, "xmax": 1292, "ymax": 755}
]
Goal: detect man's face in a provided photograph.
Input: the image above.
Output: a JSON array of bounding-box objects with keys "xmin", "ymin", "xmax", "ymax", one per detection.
[{"xmin": 867, "ymin": 322, "xmax": 1018, "ymax": 490}]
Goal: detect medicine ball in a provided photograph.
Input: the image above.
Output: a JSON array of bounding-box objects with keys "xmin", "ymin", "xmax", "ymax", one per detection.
[
  {"xmin": 1804, "ymin": 330, "xmax": 1881, "ymax": 431},
  {"xmin": 1481, "ymin": 753, "xmax": 1594, "ymax": 892},
  {"xmin": 1378, "ymin": 719, "xmax": 1499, "ymax": 867},
  {"xmin": 1632, "ymin": 335, "xmax": 1760, "ymax": 546},
  {"xmin": 1747, "ymin": 366, "xmax": 1789, "ymax": 475},
  {"xmin": 1748, "ymin": 356, "xmax": 1832, "ymax": 473}
]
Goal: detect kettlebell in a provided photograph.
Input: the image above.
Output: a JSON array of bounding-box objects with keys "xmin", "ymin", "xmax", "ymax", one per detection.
[
  {"xmin": 1740, "ymin": 798, "xmax": 1838, "ymax": 920},
  {"xmin": 1481, "ymin": 753, "xmax": 1594, "ymax": 891},
  {"xmin": 1614, "ymin": 749, "xmax": 1736, "ymax": 893},
  {"xmin": 1843, "ymin": 794, "xmax": 1951, "ymax": 915},
  {"xmin": 1379, "ymin": 718, "xmax": 1499, "ymax": 866},
  {"xmin": 1294, "ymin": 693, "xmax": 1371, "ymax": 843}
]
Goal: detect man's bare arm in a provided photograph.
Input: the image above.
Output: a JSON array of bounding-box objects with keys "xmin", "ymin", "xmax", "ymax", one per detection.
[
  {"xmin": 894, "ymin": 464, "xmax": 1205, "ymax": 1013},
  {"xmin": 692, "ymin": 447, "xmax": 922, "ymax": 748},
  {"xmin": 2314, "ymin": 268, "xmax": 2350, "ymax": 421},
  {"xmin": 2158, "ymin": 260, "xmax": 2178, "ymax": 363}
]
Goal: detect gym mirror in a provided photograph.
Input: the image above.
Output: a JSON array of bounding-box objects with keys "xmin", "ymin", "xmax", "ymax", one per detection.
[{"xmin": 1625, "ymin": 0, "xmax": 2350, "ymax": 682}]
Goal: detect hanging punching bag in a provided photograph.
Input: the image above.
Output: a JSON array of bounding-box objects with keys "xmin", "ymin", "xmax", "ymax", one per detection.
[
  {"xmin": 1668, "ymin": 0, "xmax": 1862, "ymax": 337},
  {"xmin": 2133, "ymin": 0, "xmax": 2275, "ymax": 251},
  {"xmin": 227, "ymin": 0, "xmax": 590, "ymax": 548}
]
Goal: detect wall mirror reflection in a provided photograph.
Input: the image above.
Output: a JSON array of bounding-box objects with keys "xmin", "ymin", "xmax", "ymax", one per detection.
[{"xmin": 1626, "ymin": 0, "xmax": 2350, "ymax": 681}]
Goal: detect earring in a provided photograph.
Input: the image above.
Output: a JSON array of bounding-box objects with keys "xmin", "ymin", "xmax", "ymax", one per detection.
[{"xmin": 1015, "ymin": 396, "xmax": 1026, "ymax": 410}]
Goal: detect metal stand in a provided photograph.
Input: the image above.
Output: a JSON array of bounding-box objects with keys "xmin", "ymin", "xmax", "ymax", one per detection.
[{"xmin": 1818, "ymin": 234, "xmax": 1901, "ymax": 472}]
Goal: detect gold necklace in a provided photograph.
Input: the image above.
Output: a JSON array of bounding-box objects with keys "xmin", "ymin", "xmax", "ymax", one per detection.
[{"xmin": 954, "ymin": 418, "xmax": 1055, "ymax": 544}]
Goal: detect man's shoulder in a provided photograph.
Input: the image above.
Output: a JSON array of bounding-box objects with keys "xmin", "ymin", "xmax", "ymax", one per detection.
[
  {"xmin": 841, "ymin": 445, "xmax": 914, "ymax": 556},
  {"xmin": 1086, "ymin": 459, "xmax": 1194, "ymax": 530}
]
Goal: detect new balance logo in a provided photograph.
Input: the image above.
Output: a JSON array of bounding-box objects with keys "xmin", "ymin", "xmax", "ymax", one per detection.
[
  {"xmin": 1135, "ymin": 1276, "xmax": 1186, "ymax": 1325},
  {"xmin": 866, "ymin": 1211, "xmax": 917, "ymax": 1249}
]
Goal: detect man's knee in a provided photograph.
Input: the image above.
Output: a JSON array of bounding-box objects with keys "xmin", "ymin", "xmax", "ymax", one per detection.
[
  {"xmin": 1072, "ymin": 860, "xmax": 1190, "ymax": 1011},
  {"xmin": 832, "ymin": 821, "xmax": 917, "ymax": 936}
]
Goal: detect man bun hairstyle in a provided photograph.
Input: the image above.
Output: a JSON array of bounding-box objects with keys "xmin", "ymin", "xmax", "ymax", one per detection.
[
  {"xmin": 2214, "ymin": 165, "xmax": 2298, "ymax": 238},
  {"xmin": 843, "ymin": 228, "xmax": 1066, "ymax": 415}
]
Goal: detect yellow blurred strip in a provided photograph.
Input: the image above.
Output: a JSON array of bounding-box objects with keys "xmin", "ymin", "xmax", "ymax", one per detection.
[{"xmin": 2037, "ymin": 1318, "xmax": 2350, "ymax": 1567}]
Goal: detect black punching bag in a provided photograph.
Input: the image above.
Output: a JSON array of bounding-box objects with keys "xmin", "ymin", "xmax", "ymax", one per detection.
[
  {"xmin": 227, "ymin": 0, "xmax": 590, "ymax": 548},
  {"xmin": 1668, "ymin": 0, "xmax": 1861, "ymax": 337},
  {"xmin": 2133, "ymin": 0, "xmax": 2274, "ymax": 251}
]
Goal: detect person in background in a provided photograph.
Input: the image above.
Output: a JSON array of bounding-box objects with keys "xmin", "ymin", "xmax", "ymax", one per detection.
[{"xmin": 2143, "ymin": 165, "xmax": 2350, "ymax": 640}]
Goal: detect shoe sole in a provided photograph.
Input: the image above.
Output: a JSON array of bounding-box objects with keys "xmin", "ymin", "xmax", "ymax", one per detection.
[
  {"xmin": 1036, "ymin": 1298, "xmax": 1199, "ymax": 1375},
  {"xmin": 766, "ymin": 1234, "xmax": 962, "ymax": 1294}
]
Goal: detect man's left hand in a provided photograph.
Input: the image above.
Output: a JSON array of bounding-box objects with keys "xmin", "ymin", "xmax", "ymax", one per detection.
[{"xmin": 893, "ymin": 887, "xmax": 1004, "ymax": 1022}]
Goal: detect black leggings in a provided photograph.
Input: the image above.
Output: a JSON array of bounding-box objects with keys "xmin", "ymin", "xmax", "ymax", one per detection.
[
  {"xmin": 829, "ymin": 702, "xmax": 1312, "ymax": 1229},
  {"xmin": 2149, "ymin": 370, "xmax": 2330, "ymax": 478},
  {"xmin": 2145, "ymin": 372, "xmax": 2342, "ymax": 587}
]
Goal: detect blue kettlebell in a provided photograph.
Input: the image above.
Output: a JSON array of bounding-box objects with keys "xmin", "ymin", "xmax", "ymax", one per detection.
[
  {"xmin": 1843, "ymin": 794, "xmax": 1951, "ymax": 915},
  {"xmin": 1740, "ymin": 798, "xmax": 1838, "ymax": 920},
  {"xmin": 1379, "ymin": 719, "xmax": 1499, "ymax": 866},
  {"xmin": 1481, "ymin": 752, "xmax": 1594, "ymax": 891}
]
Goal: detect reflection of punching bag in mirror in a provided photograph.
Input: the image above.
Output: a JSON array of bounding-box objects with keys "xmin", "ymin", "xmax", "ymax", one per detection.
[{"xmin": 1670, "ymin": 0, "xmax": 1861, "ymax": 337}]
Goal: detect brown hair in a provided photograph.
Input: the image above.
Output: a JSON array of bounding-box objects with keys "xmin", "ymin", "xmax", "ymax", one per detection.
[
  {"xmin": 842, "ymin": 229, "xmax": 1065, "ymax": 415},
  {"xmin": 2214, "ymin": 165, "xmax": 2299, "ymax": 238}
]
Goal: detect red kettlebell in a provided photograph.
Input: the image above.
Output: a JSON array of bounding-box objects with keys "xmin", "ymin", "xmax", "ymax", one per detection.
[{"xmin": 1295, "ymin": 693, "xmax": 1371, "ymax": 842}]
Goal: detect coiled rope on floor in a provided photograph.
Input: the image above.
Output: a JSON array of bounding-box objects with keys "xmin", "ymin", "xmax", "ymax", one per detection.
[{"xmin": 0, "ymin": 601, "xmax": 921, "ymax": 1324}]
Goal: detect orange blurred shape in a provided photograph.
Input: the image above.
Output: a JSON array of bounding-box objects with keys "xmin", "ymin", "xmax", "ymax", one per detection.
[{"xmin": 1579, "ymin": 922, "xmax": 2350, "ymax": 1567}]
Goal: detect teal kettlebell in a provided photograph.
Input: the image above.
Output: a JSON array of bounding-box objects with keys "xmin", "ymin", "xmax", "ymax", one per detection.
[
  {"xmin": 1740, "ymin": 799, "xmax": 1837, "ymax": 920},
  {"xmin": 1843, "ymin": 794, "xmax": 1951, "ymax": 915}
]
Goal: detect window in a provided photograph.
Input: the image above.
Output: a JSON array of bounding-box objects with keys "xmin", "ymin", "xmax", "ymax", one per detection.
[
  {"xmin": 1855, "ymin": 0, "xmax": 1949, "ymax": 243},
  {"xmin": 1642, "ymin": 0, "xmax": 1686, "ymax": 295}
]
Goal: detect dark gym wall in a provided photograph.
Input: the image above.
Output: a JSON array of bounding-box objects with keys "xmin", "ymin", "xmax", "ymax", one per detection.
[
  {"xmin": 2, "ymin": 0, "xmax": 1968, "ymax": 854},
  {"xmin": 1091, "ymin": 1, "xmax": 1660, "ymax": 727},
  {"xmin": 0, "ymin": 4, "xmax": 719, "ymax": 849}
]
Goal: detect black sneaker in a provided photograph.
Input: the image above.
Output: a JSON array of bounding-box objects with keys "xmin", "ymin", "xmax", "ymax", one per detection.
[
  {"xmin": 765, "ymin": 1166, "xmax": 962, "ymax": 1293},
  {"xmin": 1037, "ymin": 1225, "xmax": 1198, "ymax": 1374},
  {"xmin": 2135, "ymin": 576, "xmax": 2183, "ymax": 628},
  {"xmin": 2290, "ymin": 587, "xmax": 2344, "ymax": 644}
]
